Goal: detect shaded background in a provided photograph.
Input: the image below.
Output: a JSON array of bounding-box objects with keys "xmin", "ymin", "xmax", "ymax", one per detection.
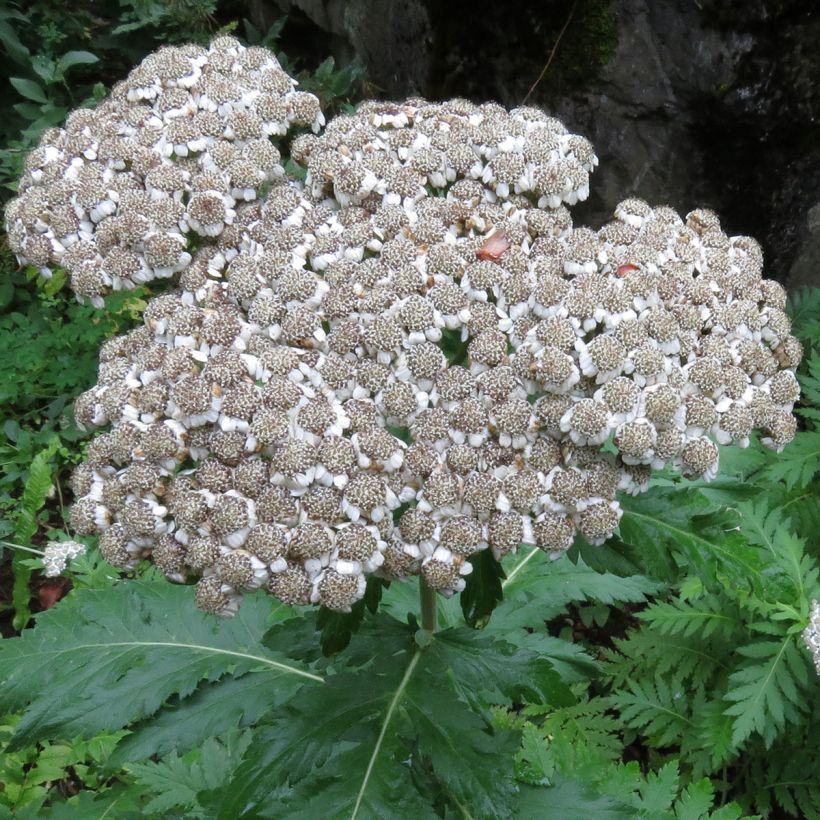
[{"xmin": 254, "ymin": 0, "xmax": 820, "ymax": 289}]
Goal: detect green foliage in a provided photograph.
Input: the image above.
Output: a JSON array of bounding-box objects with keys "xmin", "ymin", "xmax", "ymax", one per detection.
[
  {"xmin": 0, "ymin": 1, "xmax": 816, "ymax": 810},
  {"xmin": 0, "ymin": 582, "xmax": 318, "ymax": 750},
  {"xmin": 212, "ymin": 614, "xmax": 570, "ymax": 819},
  {"xmin": 495, "ymin": 548, "xmax": 660, "ymax": 631},
  {"xmin": 8, "ymin": 436, "xmax": 60, "ymax": 629},
  {"xmin": 126, "ymin": 730, "xmax": 251, "ymax": 816},
  {"xmin": 460, "ymin": 547, "xmax": 505, "ymax": 627},
  {"xmin": 0, "ymin": 715, "xmax": 124, "ymax": 814}
]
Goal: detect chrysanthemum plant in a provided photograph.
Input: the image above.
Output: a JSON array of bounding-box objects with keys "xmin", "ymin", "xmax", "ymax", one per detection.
[{"xmin": 1, "ymin": 38, "xmax": 811, "ymax": 816}]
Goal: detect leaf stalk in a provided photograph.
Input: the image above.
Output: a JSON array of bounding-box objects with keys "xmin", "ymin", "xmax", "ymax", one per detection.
[{"xmin": 419, "ymin": 576, "xmax": 437, "ymax": 633}]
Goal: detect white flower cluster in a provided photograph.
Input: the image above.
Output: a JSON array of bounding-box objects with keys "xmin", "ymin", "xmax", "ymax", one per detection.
[
  {"xmin": 804, "ymin": 600, "xmax": 820, "ymax": 675},
  {"xmin": 11, "ymin": 42, "xmax": 798, "ymax": 615},
  {"xmin": 66, "ymin": 94, "xmax": 801, "ymax": 616},
  {"xmin": 42, "ymin": 540, "xmax": 87, "ymax": 577},
  {"xmin": 295, "ymin": 98, "xmax": 596, "ymax": 209},
  {"xmin": 5, "ymin": 36, "xmax": 323, "ymax": 305}
]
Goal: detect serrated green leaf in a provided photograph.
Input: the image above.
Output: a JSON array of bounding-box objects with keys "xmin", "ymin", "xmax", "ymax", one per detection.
[
  {"xmin": 495, "ymin": 549, "xmax": 659, "ymax": 632},
  {"xmin": 618, "ymin": 488, "xmax": 762, "ymax": 589},
  {"xmin": 606, "ymin": 677, "xmax": 693, "ymax": 748},
  {"xmin": 215, "ymin": 614, "xmax": 558, "ymax": 818},
  {"xmin": 757, "ymin": 431, "xmax": 820, "ymax": 491},
  {"xmin": 639, "ymin": 761, "xmax": 679, "ymax": 814},
  {"xmin": 505, "ymin": 631, "xmax": 599, "ymax": 682},
  {"xmin": 424, "ymin": 627, "xmax": 574, "ymax": 715},
  {"xmin": 521, "ymin": 698, "xmax": 623, "ymax": 781},
  {"xmin": 128, "ymin": 731, "xmax": 251, "ymax": 815},
  {"xmin": 517, "ymin": 777, "xmax": 633, "ymax": 818},
  {"xmin": 0, "ymin": 582, "xmax": 320, "ymax": 750},
  {"xmin": 12, "ymin": 437, "xmax": 60, "ymax": 630},
  {"xmin": 674, "ymin": 777, "xmax": 718, "ymax": 820},
  {"xmin": 723, "ymin": 634, "xmax": 811, "ymax": 747},
  {"xmin": 110, "ymin": 670, "xmax": 287, "ymax": 765},
  {"xmin": 638, "ymin": 595, "xmax": 741, "ymax": 640}
]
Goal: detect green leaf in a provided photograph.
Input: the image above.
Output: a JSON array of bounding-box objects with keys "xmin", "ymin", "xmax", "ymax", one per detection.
[
  {"xmin": 723, "ymin": 633, "xmax": 811, "ymax": 747},
  {"xmin": 495, "ymin": 549, "xmax": 659, "ymax": 632},
  {"xmin": 460, "ymin": 547, "xmax": 505, "ymax": 627},
  {"xmin": 756, "ymin": 430, "xmax": 820, "ymax": 491},
  {"xmin": 215, "ymin": 614, "xmax": 561, "ymax": 818},
  {"xmin": 0, "ymin": 582, "xmax": 320, "ymax": 750},
  {"xmin": 0, "ymin": 19, "xmax": 29, "ymax": 64},
  {"xmin": 517, "ymin": 777, "xmax": 633, "ymax": 818},
  {"xmin": 424, "ymin": 627, "xmax": 574, "ymax": 715},
  {"xmin": 110, "ymin": 670, "xmax": 287, "ymax": 766},
  {"xmin": 606, "ymin": 676, "xmax": 693, "ymax": 748},
  {"xmin": 56, "ymin": 50, "xmax": 99, "ymax": 73},
  {"xmin": 674, "ymin": 778, "xmax": 720, "ymax": 820},
  {"xmin": 638, "ymin": 595, "xmax": 740, "ymax": 640},
  {"xmin": 128, "ymin": 731, "xmax": 251, "ymax": 815},
  {"xmin": 737, "ymin": 499, "xmax": 817, "ymax": 608},
  {"xmin": 9, "ymin": 77, "xmax": 47, "ymax": 103},
  {"xmin": 520, "ymin": 698, "xmax": 623, "ymax": 779},
  {"xmin": 638, "ymin": 761, "xmax": 679, "ymax": 814},
  {"xmin": 316, "ymin": 577, "xmax": 385, "ymax": 655},
  {"xmin": 618, "ymin": 488, "xmax": 762, "ymax": 589},
  {"xmin": 12, "ymin": 436, "xmax": 60, "ymax": 630}
]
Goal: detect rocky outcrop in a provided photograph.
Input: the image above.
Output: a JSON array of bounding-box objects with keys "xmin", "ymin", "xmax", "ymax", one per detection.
[{"xmin": 261, "ymin": 0, "xmax": 819, "ymax": 287}]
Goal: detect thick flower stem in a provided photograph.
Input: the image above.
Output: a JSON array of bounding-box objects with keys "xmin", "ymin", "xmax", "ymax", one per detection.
[{"xmin": 419, "ymin": 576, "xmax": 438, "ymax": 634}]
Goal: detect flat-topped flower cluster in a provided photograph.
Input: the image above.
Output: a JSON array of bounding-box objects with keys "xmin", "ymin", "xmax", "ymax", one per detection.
[
  {"xmin": 5, "ymin": 36, "xmax": 322, "ymax": 305},
  {"xmin": 7, "ymin": 40, "xmax": 802, "ymax": 615}
]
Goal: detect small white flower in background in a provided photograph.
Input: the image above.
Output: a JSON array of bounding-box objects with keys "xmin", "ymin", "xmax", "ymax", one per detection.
[
  {"xmin": 42, "ymin": 541, "xmax": 87, "ymax": 578},
  {"xmin": 803, "ymin": 599, "xmax": 820, "ymax": 675}
]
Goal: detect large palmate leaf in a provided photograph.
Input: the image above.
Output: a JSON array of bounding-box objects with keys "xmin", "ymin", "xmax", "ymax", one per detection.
[
  {"xmin": 213, "ymin": 614, "xmax": 572, "ymax": 819},
  {"xmin": 0, "ymin": 581, "xmax": 320, "ymax": 750}
]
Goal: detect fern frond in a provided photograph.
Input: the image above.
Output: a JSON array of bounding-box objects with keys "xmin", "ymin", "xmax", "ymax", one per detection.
[
  {"xmin": 11, "ymin": 437, "xmax": 61, "ymax": 630},
  {"xmin": 756, "ymin": 430, "xmax": 820, "ymax": 491},
  {"xmin": 788, "ymin": 287, "xmax": 820, "ymax": 346},
  {"xmin": 126, "ymin": 730, "xmax": 252, "ymax": 815},
  {"xmin": 723, "ymin": 633, "xmax": 812, "ymax": 747},
  {"xmin": 520, "ymin": 698, "xmax": 623, "ymax": 781},
  {"xmin": 639, "ymin": 595, "xmax": 741, "ymax": 640},
  {"xmin": 606, "ymin": 630, "xmax": 728, "ymax": 688},
  {"xmin": 606, "ymin": 676, "xmax": 693, "ymax": 748},
  {"xmin": 737, "ymin": 499, "xmax": 818, "ymax": 608}
]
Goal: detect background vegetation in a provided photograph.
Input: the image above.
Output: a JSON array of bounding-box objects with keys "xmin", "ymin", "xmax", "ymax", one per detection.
[{"xmin": 0, "ymin": 1, "xmax": 817, "ymax": 817}]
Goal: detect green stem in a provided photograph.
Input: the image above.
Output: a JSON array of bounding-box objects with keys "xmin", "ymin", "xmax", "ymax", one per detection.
[
  {"xmin": 1, "ymin": 541, "xmax": 45, "ymax": 556},
  {"xmin": 419, "ymin": 576, "xmax": 438, "ymax": 633}
]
